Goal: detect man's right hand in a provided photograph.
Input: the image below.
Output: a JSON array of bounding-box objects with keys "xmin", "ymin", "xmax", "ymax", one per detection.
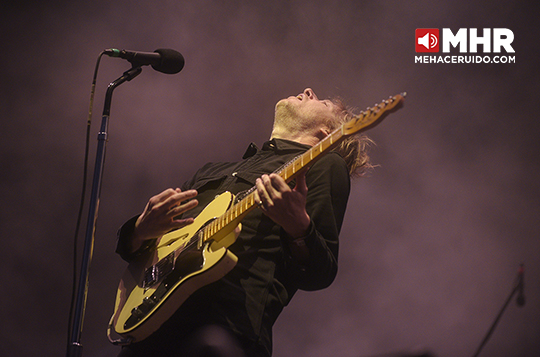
[{"xmin": 131, "ymin": 188, "xmax": 198, "ymax": 253}]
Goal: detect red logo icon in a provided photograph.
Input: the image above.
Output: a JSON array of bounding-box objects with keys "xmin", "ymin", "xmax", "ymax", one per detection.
[{"xmin": 416, "ymin": 29, "xmax": 439, "ymax": 52}]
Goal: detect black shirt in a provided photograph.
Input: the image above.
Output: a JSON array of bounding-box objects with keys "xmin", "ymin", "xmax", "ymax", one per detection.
[{"xmin": 116, "ymin": 138, "xmax": 351, "ymax": 356}]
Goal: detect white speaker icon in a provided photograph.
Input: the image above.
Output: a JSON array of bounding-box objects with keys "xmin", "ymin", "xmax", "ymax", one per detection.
[{"xmin": 418, "ymin": 32, "xmax": 438, "ymax": 49}]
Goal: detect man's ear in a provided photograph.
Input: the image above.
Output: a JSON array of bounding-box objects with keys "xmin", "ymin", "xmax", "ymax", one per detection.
[
  {"xmin": 321, "ymin": 127, "xmax": 331, "ymax": 137},
  {"xmin": 316, "ymin": 127, "xmax": 331, "ymax": 141}
]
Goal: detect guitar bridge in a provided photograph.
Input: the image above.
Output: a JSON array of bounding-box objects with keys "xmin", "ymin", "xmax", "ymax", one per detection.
[{"xmin": 142, "ymin": 252, "xmax": 175, "ymax": 289}]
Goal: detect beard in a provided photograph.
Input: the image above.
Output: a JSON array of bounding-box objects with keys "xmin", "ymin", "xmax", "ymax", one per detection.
[
  {"xmin": 273, "ymin": 99, "xmax": 305, "ymax": 133},
  {"xmin": 272, "ymin": 98, "xmax": 336, "ymax": 141}
]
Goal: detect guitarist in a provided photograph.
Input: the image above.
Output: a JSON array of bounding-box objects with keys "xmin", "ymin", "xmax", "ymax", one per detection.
[{"xmin": 116, "ymin": 88, "xmax": 373, "ymax": 357}]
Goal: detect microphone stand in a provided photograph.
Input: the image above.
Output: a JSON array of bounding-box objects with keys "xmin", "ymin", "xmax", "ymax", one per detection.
[
  {"xmin": 471, "ymin": 264, "xmax": 525, "ymax": 357},
  {"xmin": 67, "ymin": 66, "xmax": 142, "ymax": 357}
]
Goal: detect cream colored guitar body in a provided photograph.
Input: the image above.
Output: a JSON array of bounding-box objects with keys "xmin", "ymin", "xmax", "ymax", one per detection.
[{"xmin": 108, "ymin": 191, "xmax": 239, "ymax": 344}]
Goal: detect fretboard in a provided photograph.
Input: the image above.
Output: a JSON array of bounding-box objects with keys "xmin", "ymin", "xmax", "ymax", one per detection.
[{"xmin": 201, "ymin": 92, "xmax": 405, "ymax": 243}]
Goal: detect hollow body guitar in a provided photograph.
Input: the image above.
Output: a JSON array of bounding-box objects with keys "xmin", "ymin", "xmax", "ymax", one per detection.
[{"xmin": 108, "ymin": 93, "xmax": 405, "ymax": 344}]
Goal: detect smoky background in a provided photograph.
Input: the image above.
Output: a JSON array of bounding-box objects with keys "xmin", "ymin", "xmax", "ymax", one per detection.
[{"xmin": 1, "ymin": 1, "xmax": 539, "ymax": 356}]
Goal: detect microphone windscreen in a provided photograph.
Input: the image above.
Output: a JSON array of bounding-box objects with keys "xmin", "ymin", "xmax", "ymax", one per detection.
[{"xmin": 152, "ymin": 49, "xmax": 185, "ymax": 74}]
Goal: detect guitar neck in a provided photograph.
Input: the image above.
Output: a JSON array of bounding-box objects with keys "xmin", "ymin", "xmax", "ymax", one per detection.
[{"xmin": 202, "ymin": 93, "xmax": 405, "ymax": 244}]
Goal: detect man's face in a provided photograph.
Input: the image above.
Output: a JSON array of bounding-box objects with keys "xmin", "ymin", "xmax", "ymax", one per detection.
[{"xmin": 274, "ymin": 88, "xmax": 342, "ymax": 133}]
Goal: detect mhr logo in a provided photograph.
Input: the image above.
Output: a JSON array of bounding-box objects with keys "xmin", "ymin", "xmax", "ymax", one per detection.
[{"xmin": 415, "ymin": 28, "xmax": 515, "ymax": 53}]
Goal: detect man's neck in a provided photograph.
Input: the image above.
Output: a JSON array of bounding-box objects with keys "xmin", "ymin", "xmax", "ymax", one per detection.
[
  {"xmin": 270, "ymin": 132, "xmax": 319, "ymax": 147},
  {"xmin": 270, "ymin": 125, "xmax": 331, "ymax": 147}
]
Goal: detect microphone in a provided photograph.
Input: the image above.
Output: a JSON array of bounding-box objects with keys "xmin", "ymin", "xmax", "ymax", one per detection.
[
  {"xmin": 516, "ymin": 263, "xmax": 525, "ymax": 307},
  {"xmin": 104, "ymin": 48, "xmax": 185, "ymax": 74}
]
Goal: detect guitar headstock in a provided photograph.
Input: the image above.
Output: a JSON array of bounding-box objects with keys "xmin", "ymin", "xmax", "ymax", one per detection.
[{"xmin": 342, "ymin": 92, "xmax": 406, "ymax": 136}]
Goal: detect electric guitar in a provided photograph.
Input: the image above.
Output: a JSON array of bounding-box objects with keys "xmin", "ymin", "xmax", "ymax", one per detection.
[{"xmin": 108, "ymin": 93, "xmax": 406, "ymax": 344}]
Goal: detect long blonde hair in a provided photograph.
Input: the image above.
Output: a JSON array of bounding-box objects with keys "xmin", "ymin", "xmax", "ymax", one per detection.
[{"xmin": 328, "ymin": 98, "xmax": 375, "ymax": 178}]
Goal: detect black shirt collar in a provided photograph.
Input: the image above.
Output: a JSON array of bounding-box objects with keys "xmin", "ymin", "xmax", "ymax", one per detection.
[{"xmin": 243, "ymin": 138, "xmax": 311, "ymax": 159}]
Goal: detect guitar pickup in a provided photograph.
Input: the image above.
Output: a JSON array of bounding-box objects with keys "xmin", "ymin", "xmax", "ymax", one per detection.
[
  {"xmin": 142, "ymin": 252, "xmax": 175, "ymax": 289},
  {"xmin": 126, "ymin": 296, "xmax": 158, "ymax": 328}
]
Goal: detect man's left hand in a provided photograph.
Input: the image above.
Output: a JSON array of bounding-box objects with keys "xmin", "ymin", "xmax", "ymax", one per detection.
[{"xmin": 254, "ymin": 172, "xmax": 311, "ymax": 239}]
